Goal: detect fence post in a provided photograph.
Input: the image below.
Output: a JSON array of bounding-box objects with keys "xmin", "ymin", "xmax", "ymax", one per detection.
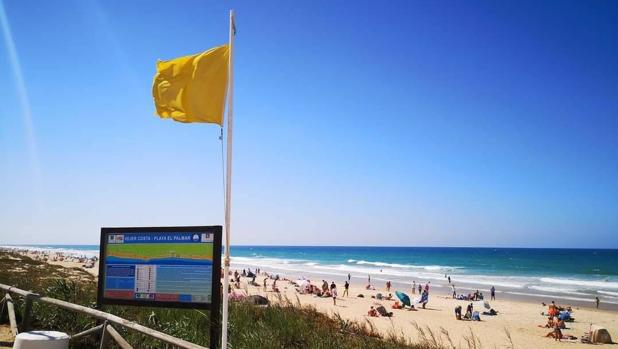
[
  {"xmin": 20, "ymin": 292, "xmax": 36, "ymax": 332},
  {"xmin": 5, "ymin": 293, "xmax": 18, "ymax": 336},
  {"xmin": 0, "ymin": 294, "xmax": 6, "ymax": 321},
  {"xmin": 107, "ymin": 324, "xmax": 134, "ymax": 349},
  {"xmin": 99, "ymin": 321, "xmax": 110, "ymax": 349}
]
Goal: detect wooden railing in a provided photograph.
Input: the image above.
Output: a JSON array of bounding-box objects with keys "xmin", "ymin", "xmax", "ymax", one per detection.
[{"xmin": 0, "ymin": 283, "xmax": 208, "ymax": 349}]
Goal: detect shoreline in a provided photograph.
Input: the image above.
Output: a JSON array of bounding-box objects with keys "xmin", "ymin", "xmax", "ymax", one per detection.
[
  {"xmin": 231, "ymin": 260, "xmax": 618, "ymax": 312},
  {"xmin": 2, "ymin": 245, "xmax": 617, "ymax": 310}
]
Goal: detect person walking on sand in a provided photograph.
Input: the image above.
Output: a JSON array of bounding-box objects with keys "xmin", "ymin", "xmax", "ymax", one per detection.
[
  {"xmin": 412, "ymin": 281, "xmax": 416, "ymax": 294},
  {"xmin": 263, "ymin": 277, "xmax": 267, "ymax": 292},
  {"xmin": 331, "ymin": 282, "xmax": 338, "ymax": 305},
  {"xmin": 452, "ymin": 284, "xmax": 457, "ymax": 299},
  {"xmin": 595, "ymin": 296, "xmax": 600, "ymax": 309},
  {"xmin": 344, "ymin": 280, "xmax": 349, "ymax": 297},
  {"xmin": 490, "ymin": 286, "xmax": 496, "ymax": 301},
  {"xmin": 418, "ymin": 284, "xmax": 422, "ymax": 294},
  {"xmin": 386, "ymin": 281, "xmax": 391, "ymax": 292}
]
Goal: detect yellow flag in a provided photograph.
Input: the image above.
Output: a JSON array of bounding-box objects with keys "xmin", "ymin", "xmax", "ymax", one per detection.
[{"xmin": 152, "ymin": 44, "xmax": 229, "ymax": 125}]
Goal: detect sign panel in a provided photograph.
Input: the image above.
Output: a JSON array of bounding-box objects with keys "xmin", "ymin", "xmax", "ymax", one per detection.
[{"xmin": 97, "ymin": 226, "xmax": 222, "ymax": 310}]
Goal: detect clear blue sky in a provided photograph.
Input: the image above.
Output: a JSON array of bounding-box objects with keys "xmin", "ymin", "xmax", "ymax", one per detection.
[{"xmin": 1, "ymin": 0, "xmax": 617, "ymax": 247}]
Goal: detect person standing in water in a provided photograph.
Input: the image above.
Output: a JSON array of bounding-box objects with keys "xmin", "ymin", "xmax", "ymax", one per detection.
[
  {"xmin": 596, "ymin": 296, "xmax": 600, "ymax": 309},
  {"xmin": 348, "ymin": 273, "xmax": 351, "ymax": 282}
]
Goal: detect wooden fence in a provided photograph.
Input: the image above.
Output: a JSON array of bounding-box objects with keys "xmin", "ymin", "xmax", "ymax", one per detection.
[{"xmin": 0, "ymin": 283, "xmax": 208, "ymax": 349}]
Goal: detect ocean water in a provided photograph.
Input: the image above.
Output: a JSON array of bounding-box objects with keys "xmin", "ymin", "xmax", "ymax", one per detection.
[{"xmin": 4, "ymin": 244, "xmax": 618, "ymax": 305}]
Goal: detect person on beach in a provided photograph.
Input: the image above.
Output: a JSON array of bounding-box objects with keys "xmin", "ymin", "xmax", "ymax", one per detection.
[
  {"xmin": 455, "ymin": 305, "xmax": 462, "ymax": 320},
  {"xmin": 490, "ymin": 286, "xmax": 496, "ymax": 300},
  {"xmin": 465, "ymin": 303, "xmax": 473, "ymax": 319},
  {"xmin": 332, "ymin": 284, "xmax": 338, "ymax": 305},
  {"xmin": 448, "ymin": 276, "xmax": 451, "ymax": 284},
  {"xmin": 263, "ymin": 277, "xmax": 267, "ymax": 291},
  {"xmin": 424, "ymin": 281, "xmax": 430, "ymax": 294},
  {"xmin": 596, "ymin": 296, "xmax": 600, "ymax": 309},
  {"xmin": 348, "ymin": 273, "xmax": 351, "ymax": 282},
  {"xmin": 386, "ymin": 281, "xmax": 391, "ymax": 292},
  {"xmin": 343, "ymin": 280, "xmax": 349, "ymax": 297},
  {"xmin": 418, "ymin": 284, "xmax": 422, "ymax": 294},
  {"xmin": 368, "ymin": 274, "xmax": 371, "ymax": 284},
  {"xmin": 452, "ymin": 284, "xmax": 456, "ymax": 299},
  {"xmin": 545, "ymin": 324, "xmax": 563, "ymax": 341},
  {"xmin": 368, "ymin": 306, "xmax": 378, "ymax": 317}
]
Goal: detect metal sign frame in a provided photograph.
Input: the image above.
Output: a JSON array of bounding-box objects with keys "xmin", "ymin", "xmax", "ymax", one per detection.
[{"xmin": 97, "ymin": 226, "xmax": 222, "ymax": 310}]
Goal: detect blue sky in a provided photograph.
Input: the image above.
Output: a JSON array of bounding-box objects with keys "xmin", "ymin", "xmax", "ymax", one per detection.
[{"xmin": 1, "ymin": 0, "xmax": 617, "ymax": 247}]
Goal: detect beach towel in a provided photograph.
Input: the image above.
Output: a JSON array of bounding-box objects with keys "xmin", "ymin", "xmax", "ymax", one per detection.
[{"xmin": 414, "ymin": 293, "xmax": 429, "ymax": 304}]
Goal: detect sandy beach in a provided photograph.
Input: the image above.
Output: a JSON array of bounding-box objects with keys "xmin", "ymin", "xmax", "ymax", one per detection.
[
  {"xmin": 6, "ymin": 249, "xmax": 99, "ymax": 277},
  {"xmin": 4, "ymin": 248, "xmax": 616, "ymax": 348},
  {"xmin": 233, "ymin": 272, "xmax": 618, "ymax": 349}
]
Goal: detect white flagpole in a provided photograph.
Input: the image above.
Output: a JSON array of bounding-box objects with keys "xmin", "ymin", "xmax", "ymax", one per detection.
[{"xmin": 220, "ymin": 9, "xmax": 235, "ymax": 349}]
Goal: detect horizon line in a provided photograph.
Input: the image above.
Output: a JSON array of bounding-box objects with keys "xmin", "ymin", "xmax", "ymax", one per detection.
[{"xmin": 2, "ymin": 243, "xmax": 617, "ymax": 251}]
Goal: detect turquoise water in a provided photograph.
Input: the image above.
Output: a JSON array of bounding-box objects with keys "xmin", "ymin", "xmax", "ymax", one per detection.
[{"xmin": 5, "ymin": 244, "xmax": 618, "ymax": 305}]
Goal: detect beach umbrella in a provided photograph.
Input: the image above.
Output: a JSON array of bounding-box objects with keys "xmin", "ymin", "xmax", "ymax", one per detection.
[
  {"xmin": 474, "ymin": 300, "xmax": 490, "ymax": 309},
  {"xmin": 395, "ymin": 291, "xmax": 411, "ymax": 307}
]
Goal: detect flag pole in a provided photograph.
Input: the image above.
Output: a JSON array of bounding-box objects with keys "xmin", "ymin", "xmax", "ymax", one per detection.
[{"xmin": 220, "ymin": 9, "xmax": 235, "ymax": 349}]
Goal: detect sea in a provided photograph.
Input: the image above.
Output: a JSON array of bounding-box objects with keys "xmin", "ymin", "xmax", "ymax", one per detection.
[{"xmin": 3, "ymin": 244, "xmax": 618, "ymax": 306}]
